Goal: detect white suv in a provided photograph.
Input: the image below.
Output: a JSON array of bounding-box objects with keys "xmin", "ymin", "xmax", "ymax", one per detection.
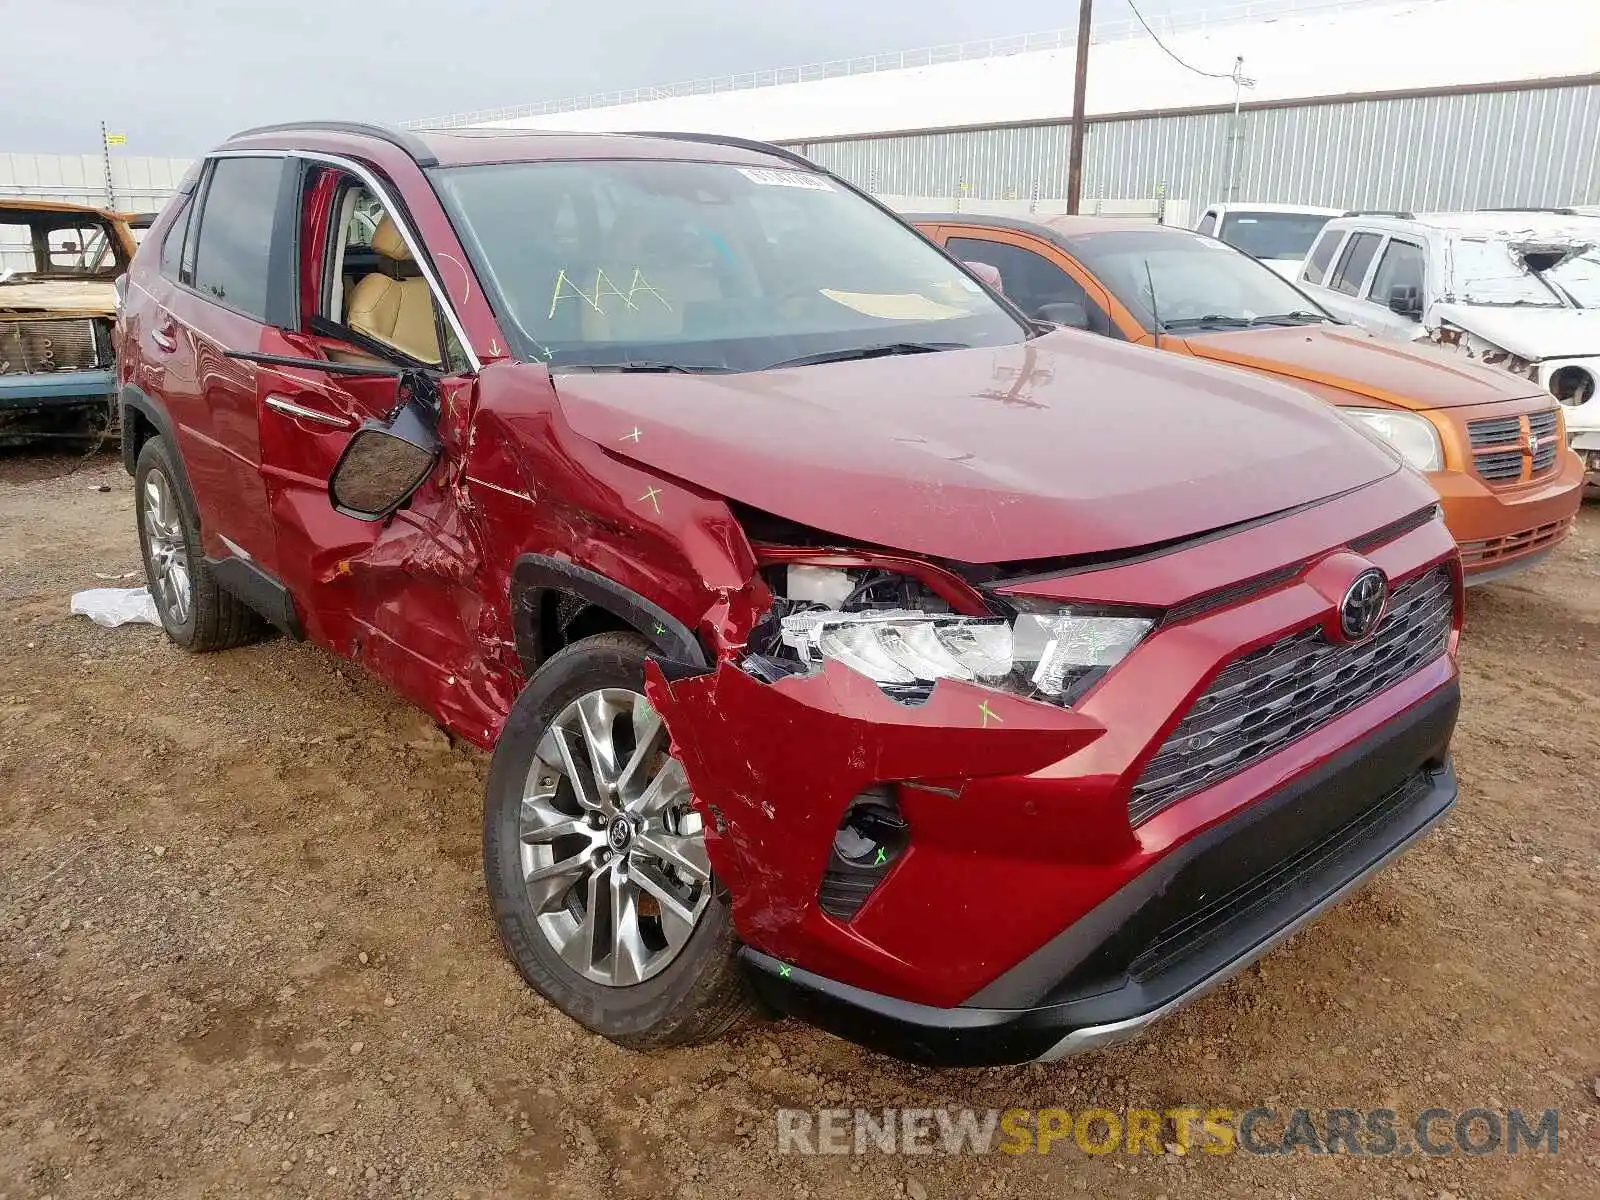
[{"xmin": 1296, "ymin": 209, "xmax": 1600, "ymax": 481}]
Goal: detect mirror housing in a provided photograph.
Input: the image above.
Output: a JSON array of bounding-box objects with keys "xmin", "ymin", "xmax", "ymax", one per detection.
[
  {"xmin": 1388, "ymin": 284, "xmax": 1422, "ymax": 318},
  {"xmin": 329, "ymin": 388, "xmax": 441, "ymax": 521},
  {"xmin": 1036, "ymin": 301, "xmax": 1090, "ymax": 330},
  {"xmin": 220, "ymin": 349, "xmax": 443, "ymax": 522},
  {"xmin": 964, "ymin": 261, "xmax": 1004, "ymax": 294}
]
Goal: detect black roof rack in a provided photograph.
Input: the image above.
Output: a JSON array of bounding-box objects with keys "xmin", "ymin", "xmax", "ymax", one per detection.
[
  {"xmin": 224, "ymin": 121, "xmax": 439, "ymax": 168},
  {"xmin": 1477, "ymin": 206, "xmax": 1580, "ymax": 216},
  {"xmin": 1341, "ymin": 209, "xmax": 1415, "ymax": 219},
  {"xmin": 622, "ymin": 130, "xmax": 817, "ymax": 171}
]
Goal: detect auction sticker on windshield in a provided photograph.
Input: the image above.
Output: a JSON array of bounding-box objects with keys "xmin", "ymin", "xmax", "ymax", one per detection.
[{"xmin": 739, "ymin": 167, "xmax": 834, "ymax": 191}]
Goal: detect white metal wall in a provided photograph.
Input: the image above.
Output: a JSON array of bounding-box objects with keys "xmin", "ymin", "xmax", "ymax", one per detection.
[
  {"xmin": 794, "ymin": 81, "xmax": 1600, "ymax": 213},
  {"xmin": 0, "ymin": 154, "xmax": 194, "ymax": 212}
]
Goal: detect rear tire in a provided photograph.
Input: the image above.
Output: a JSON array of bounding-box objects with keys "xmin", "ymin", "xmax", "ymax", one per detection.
[
  {"xmin": 483, "ymin": 631, "xmax": 750, "ymax": 1048},
  {"xmin": 134, "ymin": 435, "xmax": 263, "ymax": 652}
]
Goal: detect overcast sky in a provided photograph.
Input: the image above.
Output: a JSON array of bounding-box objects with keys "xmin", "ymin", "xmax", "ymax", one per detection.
[{"xmin": 2, "ymin": 0, "xmax": 1212, "ymax": 156}]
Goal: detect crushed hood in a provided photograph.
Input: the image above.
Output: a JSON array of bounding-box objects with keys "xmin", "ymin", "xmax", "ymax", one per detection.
[
  {"xmin": 0, "ymin": 280, "xmax": 118, "ymax": 319},
  {"xmin": 549, "ymin": 332, "xmax": 1400, "ymax": 564},
  {"xmin": 1185, "ymin": 324, "xmax": 1544, "ymax": 410},
  {"xmin": 1431, "ymin": 303, "xmax": 1600, "ymax": 362}
]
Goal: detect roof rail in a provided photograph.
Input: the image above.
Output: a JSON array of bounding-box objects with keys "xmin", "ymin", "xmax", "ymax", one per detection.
[
  {"xmin": 1477, "ymin": 206, "xmax": 1580, "ymax": 216},
  {"xmin": 225, "ymin": 121, "xmax": 439, "ymax": 168},
  {"xmin": 1341, "ymin": 209, "xmax": 1415, "ymax": 219},
  {"xmin": 622, "ymin": 130, "xmax": 818, "ymax": 171}
]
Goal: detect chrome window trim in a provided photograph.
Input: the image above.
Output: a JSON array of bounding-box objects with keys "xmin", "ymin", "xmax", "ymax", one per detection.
[{"xmin": 207, "ymin": 148, "xmax": 482, "ymax": 373}]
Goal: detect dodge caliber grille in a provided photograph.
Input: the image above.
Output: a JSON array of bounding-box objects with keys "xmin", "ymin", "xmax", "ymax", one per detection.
[
  {"xmin": 1128, "ymin": 567, "xmax": 1453, "ymax": 825},
  {"xmin": 0, "ymin": 318, "xmax": 103, "ymax": 375},
  {"xmin": 1465, "ymin": 409, "xmax": 1562, "ymax": 484},
  {"xmin": 1529, "ymin": 410, "xmax": 1559, "ymax": 474}
]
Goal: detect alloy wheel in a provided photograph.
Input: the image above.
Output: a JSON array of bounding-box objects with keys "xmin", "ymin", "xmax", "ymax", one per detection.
[
  {"xmin": 142, "ymin": 468, "xmax": 191, "ymax": 627},
  {"xmin": 519, "ymin": 688, "xmax": 711, "ymax": 986}
]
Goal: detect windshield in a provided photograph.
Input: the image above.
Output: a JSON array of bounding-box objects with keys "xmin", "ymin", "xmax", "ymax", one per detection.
[
  {"xmin": 1067, "ymin": 228, "xmax": 1332, "ymax": 333},
  {"xmin": 0, "ymin": 211, "xmax": 126, "ymax": 283},
  {"xmin": 1218, "ymin": 212, "xmax": 1334, "ymax": 260},
  {"xmin": 1445, "ymin": 238, "xmax": 1569, "ymax": 308},
  {"xmin": 431, "ymin": 159, "xmax": 1026, "ymax": 371},
  {"xmin": 1544, "ymin": 246, "xmax": 1600, "ymax": 306}
]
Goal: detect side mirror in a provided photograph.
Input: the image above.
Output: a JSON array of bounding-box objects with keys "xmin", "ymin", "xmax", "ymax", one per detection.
[
  {"xmin": 329, "ymin": 391, "xmax": 441, "ymax": 521},
  {"xmin": 1036, "ymin": 301, "xmax": 1090, "ymax": 330},
  {"xmin": 221, "ymin": 349, "xmax": 443, "ymax": 521},
  {"xmin": 1388, "ymin": 284, "xmax": 1422, "ymax": 318},
  {"xmin": 964, "ymin": 261, "xmax": 1004, "ymax": 294}
]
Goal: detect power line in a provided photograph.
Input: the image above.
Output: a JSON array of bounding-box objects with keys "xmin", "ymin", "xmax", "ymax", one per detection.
[{"xmin": 1123, "ymin": 0, "xmax": 1244, "ymax": 80}]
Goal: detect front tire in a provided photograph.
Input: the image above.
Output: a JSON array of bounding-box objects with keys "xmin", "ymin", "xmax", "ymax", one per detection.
[
  {"xmin": 133, "ymin": 435, "xmax": 263, "ymax": 651},
  {"xmin": 483, "ymin": 631, "xmax": 749, "ymax": 1048}
]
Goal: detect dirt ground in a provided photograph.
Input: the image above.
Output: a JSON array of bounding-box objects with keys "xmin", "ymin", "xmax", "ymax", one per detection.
[{"xmin": 1, "ymin": 447, "xmax": 1596, "ymax": 1200}]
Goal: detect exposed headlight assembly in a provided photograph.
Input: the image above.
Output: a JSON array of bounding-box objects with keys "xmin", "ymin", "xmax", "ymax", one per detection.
[
  {"xmin": 779, "ymin": 604, "xmax": 1152, "ymax": 707},
  {"xmin": 1340, "ymin": 408, "xmax": 1444, "ymax": 473}
]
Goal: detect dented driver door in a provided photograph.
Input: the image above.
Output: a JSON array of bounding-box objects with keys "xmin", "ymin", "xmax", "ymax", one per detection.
[{"xmin": 254, "ymin": 161, "xmax": 504, "ymax": 741}]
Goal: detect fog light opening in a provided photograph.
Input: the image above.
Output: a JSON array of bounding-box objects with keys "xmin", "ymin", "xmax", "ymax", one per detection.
[{"xmin": 818, "ymin": 786, "xmax": 910, "ymax": 920}]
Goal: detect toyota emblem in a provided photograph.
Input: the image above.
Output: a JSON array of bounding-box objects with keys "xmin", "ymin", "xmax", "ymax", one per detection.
[{"xmin": 1338, "ymin": 568, "xmax": 1390, "ymax": 643}]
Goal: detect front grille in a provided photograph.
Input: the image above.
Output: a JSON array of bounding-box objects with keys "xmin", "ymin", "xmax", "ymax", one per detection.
[
  {"xmin": 1474, "ymin": 450, "xmax": 1524, "ymax": 481},
  {"xmin": 0, "ymin": 318, "xmax": 103, "ymax": 375},
  {"xmin": 1529, "ymin": 409, "xmax": 1560, "ymax": 474},
  {"xmin": 1466, "ymin": 409, "xmax": 1562, "ymax": 484},
  {"xmin": 1467, "ymin": 415, "xmax": 1521, "ymax": 449},
  {"xmin": 1458, "ymin": 517, "xmax": 1573, "ymax": 569},
  {"xmin": 1128, "ymin": 567, "xmax": 1453, "ymax": 825}
]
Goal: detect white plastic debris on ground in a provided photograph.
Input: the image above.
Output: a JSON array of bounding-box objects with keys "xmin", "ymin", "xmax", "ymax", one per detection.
[{"xmin": 70, "ymin": 587, "xmax": 161, "ymax": 628}]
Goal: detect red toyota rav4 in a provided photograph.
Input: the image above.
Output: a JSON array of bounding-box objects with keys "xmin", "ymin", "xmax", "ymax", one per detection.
[{"xmin": 116, "ymin": 122, "xmax": 1462, "ymax": 1066}]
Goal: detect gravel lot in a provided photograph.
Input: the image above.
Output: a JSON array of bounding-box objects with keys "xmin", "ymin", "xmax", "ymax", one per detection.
[{"xmin": 2, "ymin": 448, "xmax": 1597, "ymax": 1199}]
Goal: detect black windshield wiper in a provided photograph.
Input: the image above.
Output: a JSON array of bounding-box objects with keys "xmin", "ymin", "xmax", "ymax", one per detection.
[
  {"xmin": 1247, "ymin": 311, "xmax": 1333, "ymax": 326},
  {"xmin": 1159, "ymin": 315, "xmax": 1254, "ymax": 331},
  {"xmin": 765, "ymin": 342, "xmax": 966, "ymax": 369},
  {"xmin": 556, "ymin": 361, "xmax": 735, "ymax": 374}
]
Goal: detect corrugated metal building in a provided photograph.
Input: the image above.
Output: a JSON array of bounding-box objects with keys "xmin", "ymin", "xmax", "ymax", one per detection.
[
  {"xmin": 0, "ymin": 154, "xmax": 193, "ymax": 213},
  {"xmin": 797, "ymin": 79, "xmax": 1600, "ymax": 213},
  {"xmin": 433, "ymin": 0, "xmax": 1600, "ymax": 215}
]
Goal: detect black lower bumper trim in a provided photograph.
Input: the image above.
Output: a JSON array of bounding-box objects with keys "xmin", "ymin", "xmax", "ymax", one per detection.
[{"xmin": 740, "ymin": 683, "xmax": 1459, "ymax": 1067}]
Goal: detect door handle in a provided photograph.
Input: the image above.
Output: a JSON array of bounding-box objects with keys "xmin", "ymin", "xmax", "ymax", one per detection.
[
  {"xmin": 265, "ymin": 394, "xmax": 355, "ymax": 429},
  {"xmin": 151, "ymin": 325, "xmax": 177, "ymax": 353}
]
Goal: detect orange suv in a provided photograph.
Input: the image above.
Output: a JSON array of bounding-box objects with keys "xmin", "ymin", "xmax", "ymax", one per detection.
[{"xmin": 918, "ymin": 215, "xmax": 1585, "ymax": 583}]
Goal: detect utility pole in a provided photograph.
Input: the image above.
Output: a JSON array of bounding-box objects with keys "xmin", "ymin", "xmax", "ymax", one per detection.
[
  {"xmin": 100, "ymin": 121, "xmax": 116, "ymax": 209},
  {"xmin": 1065, "ymin": 0, "xmax": 1093, "ymax": 214}
]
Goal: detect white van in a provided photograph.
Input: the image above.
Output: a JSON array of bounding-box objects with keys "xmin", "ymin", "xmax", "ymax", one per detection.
[{"xmin": 1195, "ymin": 203, "xmax": 1345, "ymax": 280}]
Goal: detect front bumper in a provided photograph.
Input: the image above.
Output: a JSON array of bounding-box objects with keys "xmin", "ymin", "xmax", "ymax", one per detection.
[
  {"xmin": 741, "ymin": 681, "xmax": 1458, "ymax": 1066},
  {"xmin": 1428, "ymin": 450, "xmax": 1585, "ymax": 581}
]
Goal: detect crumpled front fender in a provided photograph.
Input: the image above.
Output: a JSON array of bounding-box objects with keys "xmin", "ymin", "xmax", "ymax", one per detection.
[{"xmin": 645, "ymin": 658, "xmax": 1106, "ymax": 1001}]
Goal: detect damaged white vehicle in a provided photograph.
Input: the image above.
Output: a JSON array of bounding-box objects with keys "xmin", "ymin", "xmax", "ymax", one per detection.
[{"xmin": 1297, "ymin": 210, "xmax": 1600, "ymax": 486}]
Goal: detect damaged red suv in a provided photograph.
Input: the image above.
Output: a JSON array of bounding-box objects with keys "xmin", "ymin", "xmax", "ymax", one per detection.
[{"xmin": 117, "ymin": 123, "xmax": 1463, "ymax": 1066}]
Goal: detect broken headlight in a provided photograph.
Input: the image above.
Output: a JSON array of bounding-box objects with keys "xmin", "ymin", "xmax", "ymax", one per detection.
[{"xmin": 773, "ymin": 595, "xmax": 1152, "ymax": 707}]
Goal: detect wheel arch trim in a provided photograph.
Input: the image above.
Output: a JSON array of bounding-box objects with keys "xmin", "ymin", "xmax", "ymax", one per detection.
[{"xmin": 510, "ymin": 554, "xmax": 710, "ymax": 675}]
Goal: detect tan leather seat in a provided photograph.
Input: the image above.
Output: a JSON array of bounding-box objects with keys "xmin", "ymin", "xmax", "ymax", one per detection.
[{"xmin": 346, "ymin": 216, "xmax": 441, "ymax": 364}]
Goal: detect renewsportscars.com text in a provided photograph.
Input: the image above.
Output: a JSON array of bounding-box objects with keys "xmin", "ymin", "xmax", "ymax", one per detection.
[{"xmin": 775, "ymin": 1106, "xmax": 1561, "ymax": 1157}]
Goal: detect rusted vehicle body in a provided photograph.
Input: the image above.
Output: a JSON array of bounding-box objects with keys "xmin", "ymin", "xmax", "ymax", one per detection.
[{"xmin": 1, "ymin": 198, "xmax": 138, "ymax": 442}]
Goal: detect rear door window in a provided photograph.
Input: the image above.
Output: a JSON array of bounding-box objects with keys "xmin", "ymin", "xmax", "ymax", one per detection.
[
  {"xmin": 1302, "ymin": 228, "xmax": 1344, "ymax": 285},
  {"xmin": 190, "ymin": 156, "xmax": 293, "ymax": 320},
  {"xmin": 1329, "ymin": 231, "xmax": 1383, "ymax": 296},
  {"xmin": 159, "ymin": 197, "xmax": 191, "ymax": 281}
]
